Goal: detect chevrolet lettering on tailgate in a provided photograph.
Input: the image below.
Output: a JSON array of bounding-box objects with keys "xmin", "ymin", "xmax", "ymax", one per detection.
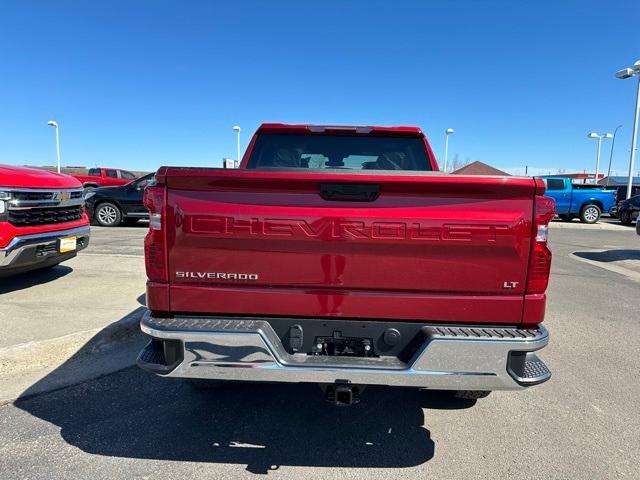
[{"xmin": 189, "ymin": 216, "xmax": 513, "ymax": 244}]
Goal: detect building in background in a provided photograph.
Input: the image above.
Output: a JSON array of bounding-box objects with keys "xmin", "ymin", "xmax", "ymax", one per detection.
[
  {"xmin": 222, "ymin": 158, "xmax": 239, "ymax": 169},
  {"xmin": 452, "ymin": 161, "xmax": 510, "ymax": 176},
  {"xmin": 33, "ymin": 165, "xmax": 149, "ymax": 177},
  {"xmin": 550, "ymin": 172, "xmax": 606, "ymax": 184}
]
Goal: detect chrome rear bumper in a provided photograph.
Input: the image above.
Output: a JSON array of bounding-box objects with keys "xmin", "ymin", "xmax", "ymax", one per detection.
[{"xmin": 138, "ymin": 312, "xmax": 550, "ymax": 391}]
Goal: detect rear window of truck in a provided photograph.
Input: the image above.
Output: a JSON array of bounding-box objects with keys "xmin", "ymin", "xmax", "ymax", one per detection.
[
  {"xmin": 247, "ymin": 133, "xmax": 432, "ymax": 171},
  {"xmin": 544, "ymin": 178, "xmax": 565, "ymax": 190}
]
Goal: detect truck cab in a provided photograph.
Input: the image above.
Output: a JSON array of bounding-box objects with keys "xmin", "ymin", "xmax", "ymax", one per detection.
[
  {"xmin": 0, "ymin": 165, "xmax": 90, "ymax": 277},
  {"xmin": 73, "ymin": 167, "xmax": 137, "ymax": 190},
  {"xmin": 542, "ymin": 177, "xmax": 615, "ymax": 224}
]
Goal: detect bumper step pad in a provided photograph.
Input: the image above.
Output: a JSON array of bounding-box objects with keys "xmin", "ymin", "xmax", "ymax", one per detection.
[
  {"xmin": 138, "ymin": 339, "xmax": 166, "ymax": 365},
  {"xmin": 426, "ymin": 326, "xmax": 543, "ymax": 340},
  {"xmin": 523, "ymin": 358, "xmax": 551, "ymax": 379},
  {"xmin": 507, "ymin": 352, "xmax": 551, "ymax": 386},
  {"xmin": 137, "ymin": 338, "xmax": 182, "ymax": 374}
]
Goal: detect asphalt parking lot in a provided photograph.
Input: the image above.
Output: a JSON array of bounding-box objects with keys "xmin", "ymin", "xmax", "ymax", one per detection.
[{"xmin": 1, "ymin": 221, "xmax": 639, "ymax": 479}]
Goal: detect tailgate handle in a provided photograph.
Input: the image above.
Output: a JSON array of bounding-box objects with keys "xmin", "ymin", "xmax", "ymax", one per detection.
[{"xmin": 319, "ymin": 183, "xmax": 380, "ymax": 202}]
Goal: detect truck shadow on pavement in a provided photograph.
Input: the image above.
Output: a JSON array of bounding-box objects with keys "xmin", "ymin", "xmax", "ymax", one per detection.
[
  {"xmin": 12, "ymin": 309, "xmax": 477, "ymax": 473},
  {"xmin": 573, "ymin": 249, "xmax": 640, "ymax": 263},
  {"xmin": 0, "ymin": 265, "xmax": 73, "ymax": 294}
]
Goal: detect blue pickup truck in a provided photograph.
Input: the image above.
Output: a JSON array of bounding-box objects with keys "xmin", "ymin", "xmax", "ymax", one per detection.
[{"xmin": 542, "ymin": 177, "xmax": 615, "ymax": 224}]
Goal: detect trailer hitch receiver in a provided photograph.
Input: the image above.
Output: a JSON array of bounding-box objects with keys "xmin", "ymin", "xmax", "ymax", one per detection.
[{"xmin": 323, "ymin": 381, "xmax": 361, "ymax": 406}]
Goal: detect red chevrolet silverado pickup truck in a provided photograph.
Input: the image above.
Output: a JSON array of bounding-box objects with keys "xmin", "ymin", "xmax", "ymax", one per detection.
[
  {"xmin": 0, "ymin": 165, "xmax": 90, "ymax": 277},
  {"xmin": 72, "ymin": 167, "xmax": 137, "ymax": 190},
  {"xmin": 137, "ymin": 124, "xmax": 555, "ymax": 405}
]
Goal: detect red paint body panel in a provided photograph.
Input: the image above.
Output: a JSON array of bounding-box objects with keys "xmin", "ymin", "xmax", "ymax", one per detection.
[
  {"xmin": 146, "ymin": 282, "xmax": 170, "ymax": 313},
  {"xmin": 0, "ymin": 165, "xmax": 89, "ymax": 249},
  {"xmin": 160, "ymin": 173, "xmax": 539, "ymax": 324},
  {"xmin": 148, "ymin": 125, "xmax": 549, "ymax": 326},
  {"xmin": 72, "ymin": 168, "xmax": 134, "ymax": 188},
  {"xmin": 168, "ymin": 285, "xmax": 526, "ymax": 323},
  {"xmin": 0, "ymin": 164, "xmax": 83, "ymax": 189},
  {"xmin": 0, "ymin": 214, "xmax": 89, "ymax": 249},
  {"xmin": 522, "ymin": 294, "xmax": 546, "ymax": 325}
]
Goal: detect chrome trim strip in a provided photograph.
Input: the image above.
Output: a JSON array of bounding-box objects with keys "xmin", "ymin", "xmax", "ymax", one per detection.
[
  {"xmin": 139, "ymin": 313, "xmax": 549, "ymax": 390},
  {"xmin": 8, "ymin": 199, "xmax": 85, "ymax": 208},
  {"xmin": 3, "ymin": 188, "xmax": 85, "ymax": 209}
]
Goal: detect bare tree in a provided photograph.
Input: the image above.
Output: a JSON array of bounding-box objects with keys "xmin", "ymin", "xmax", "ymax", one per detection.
[{"xmin": 450, "ymin": 154, "xmax": 461, "ymax": 171}]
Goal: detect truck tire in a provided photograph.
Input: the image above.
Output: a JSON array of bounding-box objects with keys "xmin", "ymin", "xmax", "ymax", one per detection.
[
  {"xmin": 620, "ymin": 210, "xmax": 632, "ymax": 225},
  {"xmin": 580, "ymin": 204, "xmax": 601, "ymax": 224},
  {"xmin": 95, "ymin": 202, "xmax": 122, "ymax": 227},
  {"xmin": 450, "ymin": 390, "xmax": 491, "ymax": 400}
]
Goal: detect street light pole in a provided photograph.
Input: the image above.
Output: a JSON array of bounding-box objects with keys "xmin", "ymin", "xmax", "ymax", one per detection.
[
  {"xmin": 588, "ymin": 132, "xmax": 612, "ymax": 184},
  {"xmin": 605, "ymin": 125, "xmax": 623, "ymax": 186},
  {"xmin": 47, "ymin": 121, "xmax": 61, "ymax": 173},
  {"xmin": 232, "ymin": 125, "xmax": 241, "ymax": 164},
  {"xmin": 443, "ymin": 128, "xmax": 454, "ymax": 172},
  {"xmin": 615, "ymin": 60, "xmax": 640, "ymax": 199},
  {"xmin": 595, "ymin": 135, "xmax": 602, "ymax": 184},
  {"xmin": 628, "ymin": 73, "xmax": 640, "ymax": 197}
]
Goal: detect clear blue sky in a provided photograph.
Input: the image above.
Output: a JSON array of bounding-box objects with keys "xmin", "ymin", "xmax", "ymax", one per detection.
[{"xmin": 0, "ymin": 0, "xmax": 638, "ymax": 175}]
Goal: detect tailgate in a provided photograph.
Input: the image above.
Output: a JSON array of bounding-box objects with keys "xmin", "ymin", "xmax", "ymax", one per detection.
[{"xmin": 164, "ymin": 169, "xmax": 535, "ymax": 324}]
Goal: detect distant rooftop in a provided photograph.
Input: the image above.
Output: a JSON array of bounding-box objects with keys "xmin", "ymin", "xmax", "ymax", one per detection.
[
  {"xmin": 541, "ymin": 172, "xmax": 605, "ymax": 180},
  {"xmin": 452, "ymin": 161, "xmax": 510, "ymax": 176},
  {"xmin": 598, "ymin": 176, "xmax": 640, "ymax": 186},
  {"xmin": 32, "ymin": 165, "xmax": 150, "ymax": 177}
]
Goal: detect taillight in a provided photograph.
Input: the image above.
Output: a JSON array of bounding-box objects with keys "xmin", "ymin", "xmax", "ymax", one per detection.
[
  {"xmin": 526, "ymin": 195, "xmax": 555, "ymax": 294},
  {"xmin": 144, "ymin": 185, "xmax": 167, "ymax": 282}
]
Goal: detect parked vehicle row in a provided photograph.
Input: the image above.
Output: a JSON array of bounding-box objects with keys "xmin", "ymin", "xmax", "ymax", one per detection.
[
  {"xmin": 612, "ymin": 195, "xmax": 640, "ymax": 225},
  {"xmin": 542, "ymin": 177, "xmax": 615, "ymax": 224},
  {"xmin": 605, "ymin": 184, "xmax": 640, "ymax": 203},
  {"xmin": 6, "ymin": 124, "xmax": 636, "ymax": 407},
  {"xmin": 72, "ymin": 167, "xmax": 138, "ymax": 191},
  {"xmin": 84, "ymin": 173, "xmax": 154, "ymax": 227}
]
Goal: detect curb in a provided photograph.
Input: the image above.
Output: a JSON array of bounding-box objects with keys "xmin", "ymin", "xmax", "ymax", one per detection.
[
  {"xmin": 550, "ymin": 221, "xmax": 631, "ymax": 231},
  {"xmin": 0, "ymin": 307, "xmax": 147, "ymax": 405},
  {"xmin": 569, "ymin": 252, "xmax": 640, "ymax": 283}
]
